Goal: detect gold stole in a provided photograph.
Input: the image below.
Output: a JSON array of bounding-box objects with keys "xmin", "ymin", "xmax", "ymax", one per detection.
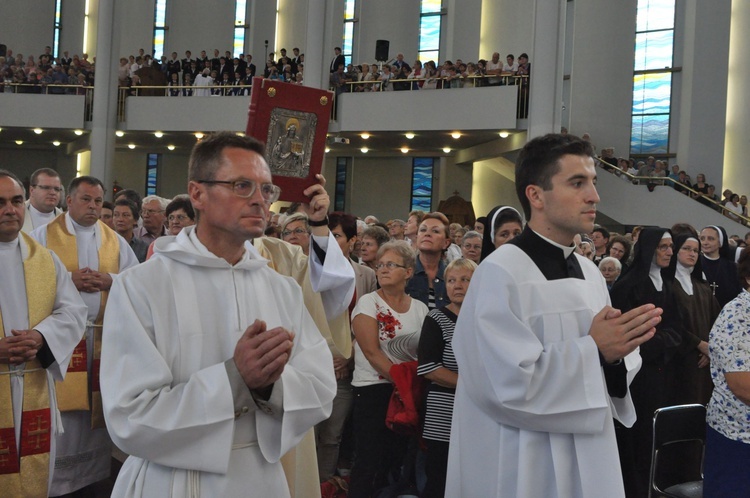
[
  {"xmin": 45, "ymin": 215, "xmax": 119, "ymax": 428},
  {"xmin": 0, "ymin": 232, "xmax": 56, "ymax": 497}
]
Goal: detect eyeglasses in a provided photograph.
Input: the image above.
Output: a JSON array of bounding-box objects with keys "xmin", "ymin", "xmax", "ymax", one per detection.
[
  {"xmin": 375, "ymin": 262, "xmax": 407, "ymax": 270},
  {"xmin": 197, "ymin": 179, "xmax": 281, "ymax": 203},
  {"xmin": 656, "ymin": 243, "xmax": 674, "ymax": 252},
  {"xmin": 32, "ymin": 185, "xmax": 63, "ymax": 193},
  {"xmin": 141, "ymin": 208, "xmax": 165, "ymax": 216},
  {"xmin": 168, "ymin": 214, "xmax": 190, "ymax": 222},
  {"xmin": 282, "ymin": 228, "xmax": 310, "ymax": 237}
]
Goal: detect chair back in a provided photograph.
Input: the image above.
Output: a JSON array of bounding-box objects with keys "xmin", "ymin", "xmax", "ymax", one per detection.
[{"xmin": 649, "ymin": 404, "xmax": 706, "ymax": 498}]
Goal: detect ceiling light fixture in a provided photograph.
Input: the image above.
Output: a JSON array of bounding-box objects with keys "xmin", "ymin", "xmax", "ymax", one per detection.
[
  {"xmin": 236, "ymin": 132, "xmax": 245, "ymax": 137},
  {"xmin": 405, "ymin": 133, "xmax": 415, "ymax": 140},
  {"xmin": 74, "ymin": 129, "xmax": 83, "ymax": 136},
  {"xmin": 154, "ymin": 131, "xmax": 164, "ymax": 138},
  {"xmin": 115, "ymin": 130, "xmax": 124, "ymax": 137},
  {"xmin": 325, "ymin": 147, "xmax": 330, "ymax": 153},
  {"xmin": 33, "ymin": 128, "xmax": 43, "ymax": 135},
  {"xmin": 443, "ymin": 147, "xmax": 451, "ymax": 153},
  {"xmin": 361, "ymin": 147, "xmax": 369, "ymax": 153},
  {"xmin": 52, "ymin": 141, "xmax": 61, "ymax": 147},
  {"xmin": 401, "ymin": 147, "xmax": 409, "ymax": 153},
  {"xmin": 360, "ymin": 133, "xmax": 370, "ymax": 140},
  {"xmin": 15, "ymin": 140, "xmax": 23, "ymax": 145},
  {"xmin": 499, "ymin": 131, "xmax": 510, "ymax": 138},
  {"xmin": 451, "ymin": 132, "xmax": 461, "ymax": 139},
  {"xmin": 167, "ymin": 145, "xmax": 176, "ymax": 151},
  {"xmin": 128, "ymin": 144, "xmax": 136, "ymax": 149},
  {"xmin": 194, "ymin": 132, "xmax": 204, "ymax": 139}
]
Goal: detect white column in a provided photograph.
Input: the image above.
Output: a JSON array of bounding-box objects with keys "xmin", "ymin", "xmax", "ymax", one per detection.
[
  {"xmin": 525, "ymin": 0, "xmax": 566, "ymax": 140},
  {"xmin": 304, "ymin": 0, "xmax": 327, "ymax": 89},
  {"xmin": 723, "ymin": 1, "xmax": 750, "ymax": 195},
  {"xmin": 88, "ymin": 0, "xmax": 119, "ymax": 197}
]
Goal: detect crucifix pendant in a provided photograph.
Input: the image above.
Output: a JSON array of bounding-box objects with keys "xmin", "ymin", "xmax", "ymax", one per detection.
[{"xmin": 709, "ymin": 281, "xmax": 719, "ymax": 296}]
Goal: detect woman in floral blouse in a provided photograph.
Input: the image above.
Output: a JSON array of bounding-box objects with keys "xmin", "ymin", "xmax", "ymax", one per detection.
[
  {"xmin": 349, "ymin": 241, "xmax": 429, "ymax": 498},
  {"xmin": 705, "ymin": 248, "xmax": 750, "ymax": 496}
]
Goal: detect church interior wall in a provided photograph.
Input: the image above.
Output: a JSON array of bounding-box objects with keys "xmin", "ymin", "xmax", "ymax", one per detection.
[
  {"xmin": 478, "ymin": 0, "xmax": 533, "ymax": 62},
  {"xmin": 471, "ymin": 156, "xmax": 522, "ymax": 219},
  {"xmin": 114, "ymin": 1, "xmax": 156, "ymax": 60},
  {"xmin": 443, "ymin": 0, "xmax": 481, "ymax": 63},
  {"xmin": 1, "ymin": 0, "xmax": 56, "ymax": 55},
  {"xmin": 357, "ymin": 0, "xmax": 421, "ymax": 63},
  {"xmin": 60, "ymin": 0, "xmax": 86, "ymax": 57},
  {"xmin": 0, "ymin": 148, "xmax": 77, "ymax": 188},
  {"xmin": 165, "ymin": 0, "xmax": 235, "ymax": 59},
  {"xmin": 277, "ymin": 0, "xmax": 309, "ymax": 59}
]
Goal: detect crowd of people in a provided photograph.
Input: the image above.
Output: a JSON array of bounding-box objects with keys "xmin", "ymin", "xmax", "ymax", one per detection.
[{"xmin": 0, "ymin": 46, "xmax": 95, "ymax": 94}]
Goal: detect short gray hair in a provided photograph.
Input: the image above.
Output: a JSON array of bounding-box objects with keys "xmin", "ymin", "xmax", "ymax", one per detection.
[
  {"xmin": 142, "ymin": 195, "xmax": 169, "ymax": 211},
  {"xmin": 377, "ymin": 240, "xmax": 417, "ymax": 271},
  {"xmin": 598, "ymin": 256, "xmax": 621, "ymax": 271},
  {"xmin": 281, "ymin": 212, "xmax": 309, "ymax": 232},
  {"xmin": 461, "ymin": 230, "xmax": 482, "ymax": 245}
]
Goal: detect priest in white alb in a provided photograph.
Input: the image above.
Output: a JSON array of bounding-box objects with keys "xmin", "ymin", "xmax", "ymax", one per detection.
[
  {"xmin": 30, "ymin": 175, "xmax": 139, "ymax": 496},
  {"xmin": 101, "ymin": 132, "xmax": 337, "ymax": 497},
  {"xmin": 446, "ymin": 134, "xmax": 663, "ymax": 497},
  {"xmin": 0, "ymin": 170, "xmax": 87, "ymax": 497}
]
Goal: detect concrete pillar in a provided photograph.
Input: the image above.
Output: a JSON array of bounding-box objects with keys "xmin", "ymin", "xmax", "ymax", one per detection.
[
  {"xmin": 305, "ymin": 0, "xmax": 327, "ymax": 89},
  {"xmin": 526, "ymin": 0, "xmax": 566, "ymax": 140},
  {"xmin": 723, "ymin": 1, "xmax": 750, "ymax": 195},
  {"xmin": 88, "ymin": 0, "xmax": 119, "ymax": 197}
]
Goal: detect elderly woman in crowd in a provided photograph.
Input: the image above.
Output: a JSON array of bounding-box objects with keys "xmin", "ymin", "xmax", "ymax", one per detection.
[
  {"xmin": 607, "ymin": 234, "xmax": 632, "ymax": 270},
  {"xmin": 281, "ymin": 212, "xmax": 312, "ymax": 256},
  {"xmin": 704, "ymin": 248, "xmax": 750, "ymax": 496},
  {"xmin": 349, "ymin": 241, "xmax": 429, "ymax": 498},
  {"xmin": 145, "ymin": 195, "xmax": 196, "ymax": 259},
  {"xmin": 479, "ymin": 205, "xmax": 523, "ymax": 261},
  {"xmin": 418, "ymin": 258, "xmax": 477, "ymax": 497},
  {"xmin": 359, "ymin": 225, "xmax": 390, "ymax": 272},
  {"xmin": 597, "ymin": 256, "xmax": 621, "ymax": 291},
  {"xmin": 407, "ymin": 212, "xmax": 451, "ymax": 309},
  {"xmin": 460, "ymin": 230, "xmax": 482, "ymax": 264}
]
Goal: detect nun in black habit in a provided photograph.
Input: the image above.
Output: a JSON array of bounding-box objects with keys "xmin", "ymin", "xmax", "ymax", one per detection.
[
  {"xmin": 699, "ymin": 225, "xmax": 742, "ymax": 308},
  {"xmin": 610, "ymin": 227, "xmax": 688, "ymax": 497}
]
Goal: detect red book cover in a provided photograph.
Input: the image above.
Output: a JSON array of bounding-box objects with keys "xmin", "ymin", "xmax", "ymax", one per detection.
[{"xmin": 246, "ymin": 77, "xmax": 334, "ymax": 203}]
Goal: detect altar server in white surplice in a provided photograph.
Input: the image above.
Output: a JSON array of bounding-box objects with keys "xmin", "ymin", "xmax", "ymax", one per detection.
[
  {"xmin": 101, "ymin": 132, "xmax": 336, "ymax": 498},
  {"xmin": 446, "ymin": 134, "xmax": 663, "ymax": 498},
  {"xmin": 0, "ymin": 170, "xmax": 86, "ymax": 497},
  {"xmin": 30, "ymin": 175, "xmax": 139, "ymax": 496}
]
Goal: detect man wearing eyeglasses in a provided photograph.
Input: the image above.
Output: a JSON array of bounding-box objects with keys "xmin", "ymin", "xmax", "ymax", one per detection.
[
  {"xmin": 101, "ymin": 132, "xmax": 341, "ymax": 497},
  {"xmin": 134, "ymin": 195, "xmax": 168, "ymax": 244},
  {"xmin": 21, "ymin": 168, "xmax": 63, "ymax": 233}
]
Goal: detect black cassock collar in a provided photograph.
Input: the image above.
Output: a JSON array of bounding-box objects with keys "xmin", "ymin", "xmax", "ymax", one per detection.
[{"xmin": 507, "ymin": 226, "xmax": 584, "ymax": 281}]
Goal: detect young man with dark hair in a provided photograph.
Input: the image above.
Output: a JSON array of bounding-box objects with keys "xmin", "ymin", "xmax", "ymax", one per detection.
[
  {"xmin": 591, "ymin": 225, "xmax": 610, "ymax": 264},
  {"xmin": 447, "ymin": 134, "xmax": 661, "ymax": 497}
]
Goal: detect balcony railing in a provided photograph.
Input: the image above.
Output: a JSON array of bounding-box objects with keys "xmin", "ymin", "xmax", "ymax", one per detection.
[{"xmin": 1, "ymin": 82, "xmax": 94, "ymax": 121}]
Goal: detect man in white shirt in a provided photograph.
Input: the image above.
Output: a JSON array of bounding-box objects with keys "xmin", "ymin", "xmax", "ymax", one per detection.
[
  {"xmin": 0, "ymin": 169, "xmax": 87, "ymax": 497},
  {"xmin": 101, "ymin": 132, "xmax": 336, "ymax": 497},
  {"xmin": 486, "ymin": 52, "xmax": 503, "ymax": 85},
  {"xmin": 21, "ymin": 168, "xmax": 63, "ymax": 233}
]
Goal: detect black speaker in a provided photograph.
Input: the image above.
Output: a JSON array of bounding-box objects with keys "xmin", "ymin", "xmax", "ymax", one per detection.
[
  {"xmin": 375, "ymin": 40, "xmax": 389, "ymax": 62},
  {"xmin": 0, "ymin": 44, "xmax": 6, "ymax": 58}
]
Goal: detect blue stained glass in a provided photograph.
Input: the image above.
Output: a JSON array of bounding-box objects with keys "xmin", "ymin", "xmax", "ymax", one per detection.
[
  {"xmin": 234, "ymin": 29, "xmax": 245, "ymax": 58},
  {"xmin": 155, "ymin": 0, "xmax": 167, "ymax": 26},
  {"xmin": 153, "ymin": 31, "xmax": 165, "ymax": 60},
  {"xmin": 634, "ymin": 31, "xmax": 673, "ymax": 70},
  {"xmin": 53, "ymin": 0, "xmax": 62, "ymax": 58},
  {"xmin": 146, "ymin": 154, "xmax": 159, "ymax": 195},
  {"xmin": 631, "ymin": 114, "xmax": 669, "ymax": 155},
  {"xmin": 236, "ymin": 0, "xmax": 247, "ymax": 23},
  {"xmin": 335, "ymin": 159, "xmax": 347, "ymax": 211},
  {"xmin": 412, "ymin": 197, "xmax": 432, "ymax": 212},
  {"xmin": 632, "ymin": 72, "xmax": 671, "ymax": 114},
  {"xmin": 344, "ymin": 0, "xmax": 355, "ymax": 19},
  {"xmin": 421, "ymin": 0, "xmax": 442, "ymax": 14},
  {"xmin": 234, "ymin": 1, "xmax": 248, "ymax": 58},
  {"xmin": 411, "ymin": 159, "xmax": 434, "ymax": 212},
  {"xmin": 420, "ymin": 16, "xmax": 441, "ymax": 51},
  {"xmin": 343, "ymin": 23, "xmax": 354, "ymax": 56},
  {"xmin": 418, "ymin": 50, "xmax": 439, "ymax": 64},
  {"xmin": 636, "ymin": 0, "xmax": 674, "ymax": 32}
]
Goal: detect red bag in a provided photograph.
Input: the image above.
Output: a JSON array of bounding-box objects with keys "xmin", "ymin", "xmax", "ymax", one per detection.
[{"xmin": 385, "ymin": 361, "xmax": 425, "ymax": 435}]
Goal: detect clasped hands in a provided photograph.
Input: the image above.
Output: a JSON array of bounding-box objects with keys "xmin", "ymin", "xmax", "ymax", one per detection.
[
  {"xmin": 590, "ymin": 304, "xmax": 663, "ymax": 363},
  {"xmin": 0, "ymin": 329, "xmax": 44, "ymax": 365},
  {"xmin": 72, "ymin": 267, "xmax": 113, "ymax": 293},
  {"xmin": 233, "ymin": 319, "xmax": 294, "ymax": 391}
]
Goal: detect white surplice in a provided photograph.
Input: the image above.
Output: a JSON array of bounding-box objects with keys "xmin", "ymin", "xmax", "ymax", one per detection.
[
  {"xmin": 30, "ymin": 213, "xmax": 139, "ymax": 495},
  {"xmin": 0, "ymin": 236, "xmax": 87, "ymax": 495},
  {"xmin": 446, "ymin": 244, "xmax": 641, "ymax": 498},
  {"xmin": 101, "ymin": 226, "xmax": 336, "ymax": 498}
]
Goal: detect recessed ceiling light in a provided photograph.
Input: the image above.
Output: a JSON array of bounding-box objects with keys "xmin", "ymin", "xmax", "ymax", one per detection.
[
  {"xmin": 443, "ymin": 147, "xmax": 451, "ymax": 153},
  {"xmin": 325, "ymin": 147, "xmax": 330, "ymax": 153},
  {"xmin": 499, "ymin": 131, "xmax": 510, "ymax": 138},
  {"xmin": 15, "ymin": 140, "xmax": 23, "ymax": 145},
  {"xmin": 405, "ymin": 133, "xmax": 415, "ymax": 140},
  {"xmin": 401, "ymin": 147, "xmax": 409, "ymax": 153},
  {"xmin": 451, "ymin": 132, "xmax": 461, "ymax": 139},
  {"xmin": 360, "ymin": 133, "xmax": 370, "ymax": 140},
  {"xmin": 128, "ymin": 144, "xmax": 136, "ymax": 149},
  {"xmin": 154, "ymin": 131, "xmax": 164, "ymax": 138},
  {"xmin": 194, "ymin": 132, "xmax": 204, "ymax": 139},
  {"xmin": 361, "ymin": 147, "xmax": 369, "ymax": 153},
  {"xmin": 74, "ymin": 129, "xmax": 84, "ymax": 136},
  {"xmin": 235, "ymin": 132, "xmax": 245, "ymax": 137},
  {"xmin": 33, "ymin": 128, "xmax": 43, "ymax": 135},
  {"xmin": 115, "ymin": 130, "xmax": 124, "ymax": 137},
  {"xmin": 52, "ymin": 141, "xmax": 61, "ymax": 147},
  {"xmin": 167, "ymin": 145, "xmax": 175, "ymax": 151}
]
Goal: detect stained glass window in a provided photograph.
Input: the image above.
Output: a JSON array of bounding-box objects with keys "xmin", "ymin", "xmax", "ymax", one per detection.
[
  {"xmin": 343, "ymin": 0, "xmax": 356, "ymax": 67},
  {"xmin": 146, "ymin": 154, "xmax": 159, "ymax": 196},
  {"xmin": 234, "ymin": 0, "xmax": 248, "ymax": 58},
  {"xmin": 630, "ymin": 0, "xmax": 675, "ymax": 155},
  {"xmin": 411, "ymin": 158, "xmax": 434, "ymax": 212},
  {"xmin": 335, "ymin": 158, "xmax": 348, "ymax": 211},
  {"xmin": 152, "ymin": 0, "xmax": 167, "ymax": 60},
  {"xmin": 53, "ymin": 0, "xmax": 62, "ymax": 59},
  {"xmin": 419, "ymin": 0, "xmax": 443, "ymax": 64}
]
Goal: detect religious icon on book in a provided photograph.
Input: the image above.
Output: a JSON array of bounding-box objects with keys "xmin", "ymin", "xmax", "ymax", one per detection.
[{"xmin": 266, "ymin": 109, "xmax": 317, "ymax": 179}]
